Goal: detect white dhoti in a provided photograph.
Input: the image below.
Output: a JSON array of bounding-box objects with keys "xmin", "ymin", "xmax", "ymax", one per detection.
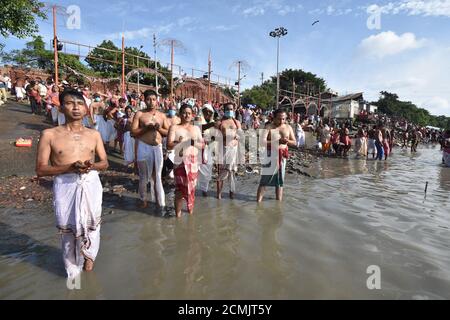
[
  {"xmin": 15, "ymin": 87, "xmax": 24, "ymax": 99},
  {"xmin": 53, "ymin": 171, "xmax": 103, "ymax": 278},
  {"xmin": 444, "ymin": 150, "xmax": 450, "ymax": 167},
  {"xmin": 107, "ymin": 119, "xmax": 117, "ymax": 142},
  {"xmin": 123, "ymin": 131, "xmax": 135, "ymax": 164},
  {"xmin": 218, "ymin": 145, "xmax": 239, "ymax": 193},
  {"xmin": 137, "ymin": 141, "xmax": 165, "ymax": 206},
  {"xmin": 57, "ymin": 112, "xmax": 66, "ymax": 126},
  {"xmin": 296, "ymin": 131, "xmax": 305, "ymax": 147},
  {"xmin": 354, "ymin": 137, "xmax": 368, "ymax": 158},
  {"xmin": 51, "ymin": 107, "xmax": 58, "ymax": 123},
  {"xmin": 95, "ymin": 115, "xmax": 110, "ymax": 143},
  {"xmin": 368, "ymin": 138, "xmax": 376, "ymax": 154},
  {"xmin": 198, "ymin": 144, "xmax": 213, "ymax": 192}
]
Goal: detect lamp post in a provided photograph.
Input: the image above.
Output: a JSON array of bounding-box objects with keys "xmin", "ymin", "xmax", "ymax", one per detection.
[
  {"xmin": 137, "ymin": 45, "xmax": 143, "ymax": 94},
  {"xmin": 235, "ymin": 74, "xmax": 246, "ymax": 109},
  {"xmin": 153, "ymin": 34, "xmax": 159, "ymax": 101},
  {"xmin": 269, "ymin": 27, "xmax": 288, "ymax": 109}
]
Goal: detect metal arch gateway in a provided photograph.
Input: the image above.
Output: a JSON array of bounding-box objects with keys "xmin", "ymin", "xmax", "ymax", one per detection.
[
  {"xmin": 175, "ymin": 78, "xmax": 206, "ymax": 90},
  {"xmin": 63, "ymin": 65, "xmax": 120, "ymax": 84},
  {"xmin": 125, "ymin": 68, "xmax": 168, "ymax": 84},
  {"xmin": 307, "ymin": 102, "xmax": 318, "ymax": 115}
]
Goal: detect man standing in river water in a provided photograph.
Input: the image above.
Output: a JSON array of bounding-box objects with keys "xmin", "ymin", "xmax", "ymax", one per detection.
[
  {"xmin": 35, "ymin": 89, "xmax": 109, "ymax": 279},
  {"xmin": 257, "ymin": 109, "xmax": 296, "ymax": 203},
  {"xmin": 131, "ymin": 89, "xmax": 170, "ymax": 209},
  {"xmin": 217, "ymin": 103, "xmax": 242, "ymax": 200}
]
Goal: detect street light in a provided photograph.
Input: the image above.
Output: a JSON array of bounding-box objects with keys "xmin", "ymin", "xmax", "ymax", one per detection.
[
  {"xmin": 235, "ymin": 75, "xmax": 246, "ymax": 108},
  {"xmin": 137, "ymin": 45, "xmax": 143, "ymax": 94},
  {"xmin": 269, "ymin": 27, "xmax": 288, "ymax": 109}
]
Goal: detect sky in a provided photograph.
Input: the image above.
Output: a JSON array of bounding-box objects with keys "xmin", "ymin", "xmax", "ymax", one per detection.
[{"xmin": 3, "ymin": 0, "xmax": 450, "ymax": 116}]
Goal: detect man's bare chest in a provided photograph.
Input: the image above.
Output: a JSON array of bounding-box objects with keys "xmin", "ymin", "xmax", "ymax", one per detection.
[
  {"xmin": 51, "ymin": 134, "xmax": 96, "ymax": 154},
  {"xmin": 139, "ymin": 113, "xmax": 163, "ymax": 126}
]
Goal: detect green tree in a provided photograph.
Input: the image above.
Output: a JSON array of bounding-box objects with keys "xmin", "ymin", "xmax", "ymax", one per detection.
[
  {"xmin": 85, "ymin": 40, "xmax": 122, "ymax": 77},
  {"xmin": 241, "ymin": 68, "xmax": 327, "ymax": 109},
  {"xmin": 1, "ymin": 36, "xmax": 49, "ymax": 68},
  {"xmin": 242, "ymin": 81, "xmax": 276, "ymax": 109},
  {"xmin": 0, "ymin": 0, "xmax": 46, "ymax": 51},
  {"xmin": 373, "ymin": 91, "xmax": 450, "ymax": 129},
  {"xmin": 276, "ymin": 69, "xmax": 327, "ymax": 95},
  {"xmin": 84, "ymin": 41, "xmax": 171, "ymax": 90},
  {"xmin": 2, "ymin": 36, "xmax": 99, "ymax": 81}
]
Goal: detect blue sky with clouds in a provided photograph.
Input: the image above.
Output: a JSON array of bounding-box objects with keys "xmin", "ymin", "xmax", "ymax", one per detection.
[{"xmin": 3, "ymin": 0, "xmax": 450, "ymax": 115}]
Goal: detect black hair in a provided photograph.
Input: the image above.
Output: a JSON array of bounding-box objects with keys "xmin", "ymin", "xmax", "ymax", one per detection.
[
  {"xmin": 273, "ymin": 108, "xmax": 287, "ymax": 118},
  {"xmin": 179, "ymin": 103, "xmax": 192, "ymax": 115},
  {"xmin": 144, "ymin": 89, "xmax": 157, "ymax": 99},
  {"xmin": 119, "ymin": 97, "xmax": 127, "ymax": 104},
  {"xmin": 59, "ymin": 89, "xmax": 86, "ymax": 108},
  {"xmin": 223, "ymin": 102, "xmax": 235, "ymax": 110},
  {"xmin": 125, "ymin": 106, "xmax": 133, "ymax": 116}
]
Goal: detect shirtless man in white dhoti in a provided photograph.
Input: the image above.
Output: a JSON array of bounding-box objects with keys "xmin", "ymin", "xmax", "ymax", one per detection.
[
  {"xmin": 163, "ymin": 104, "xmax": 181, "ymax": 178},
  {"xmin": 89, "ymin": 94, "xmax": 105, "ymax": 130},
  {"xmin": 131, "ymin": 90, "xmax": 170, "ymax": 209},
  {"xmin": 198, "ymin": 104, "xmax": 218, "ymax": 197},
  {"xmin": 36, "ymin": 89, "xmax": 108, "ymax": 279},
  {"xmin": 217, "ymin": 103, "xmax": 242, "ymax": 200}
]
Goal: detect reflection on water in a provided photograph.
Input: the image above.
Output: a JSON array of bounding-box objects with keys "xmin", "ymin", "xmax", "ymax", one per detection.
[
  {"xmin": 0, "ymin": 146, "xmax": 449, "ymax": 299},
  {"xmin": 439, "ymin": 167, "xmax": 450, "ymax": 192}
]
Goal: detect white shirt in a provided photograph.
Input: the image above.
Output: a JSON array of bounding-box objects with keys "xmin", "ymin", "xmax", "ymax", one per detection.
[
  {"xmin": 3, "ymin": 76, "xmax": 11, "ymax": 89},
  {"xmin": 38, "ymin": 83, "xmax": 47, "ymax": 96}
]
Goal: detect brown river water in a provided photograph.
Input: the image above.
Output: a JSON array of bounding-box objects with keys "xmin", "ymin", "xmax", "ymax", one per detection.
[{"xmin": 0, "ymin": 143, "xmax": 449, "ymax": 299}]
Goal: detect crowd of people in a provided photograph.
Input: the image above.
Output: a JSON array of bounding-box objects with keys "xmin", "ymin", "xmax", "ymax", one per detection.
[
  {"xmin": 27, "ymin": 78, "xmax": 298, "ymax": 278},
  {"xmin": 293, "ymin": 112, "xmax": 450, "ymax": 163},
  {"xmin": 2, "ymin": 73, "xmax": 448, "ymax": 280}
]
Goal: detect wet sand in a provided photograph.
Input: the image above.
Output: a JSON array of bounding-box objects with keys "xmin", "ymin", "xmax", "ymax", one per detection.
[{"xmin": 0, "ymin": 101, "xmax": 449, "ymax": 299}]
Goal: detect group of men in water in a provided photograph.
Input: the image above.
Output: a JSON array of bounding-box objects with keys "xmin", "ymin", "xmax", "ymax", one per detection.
[
  {"xmin": 33, "ymin": 83, "xmax": 296, "ymax": 279},
  {"xmin": 16, "ymin": 76, "xmax": 446, "ymax": 281}
]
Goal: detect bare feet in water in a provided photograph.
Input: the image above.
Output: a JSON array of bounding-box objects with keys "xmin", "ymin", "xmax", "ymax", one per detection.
[
  {"xmin": 83, "ymin": 258, "xmax": 94, "ymax": 271},
  {"xmin": 138, "ymin": 201, "xmax": 148, "ymax": 209}
]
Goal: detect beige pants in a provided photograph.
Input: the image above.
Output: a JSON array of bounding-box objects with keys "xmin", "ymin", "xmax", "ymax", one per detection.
[{"xmin": 0, "ymin": 88, "xmax": 7, "ymax": 103}]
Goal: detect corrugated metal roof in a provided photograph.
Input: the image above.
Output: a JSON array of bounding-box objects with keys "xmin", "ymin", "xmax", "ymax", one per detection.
[{"xmin": 331, "ymin": 92, "xmax": 364, "ymax": 102}]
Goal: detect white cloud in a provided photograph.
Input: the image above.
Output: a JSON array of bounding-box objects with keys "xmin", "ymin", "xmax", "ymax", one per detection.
[
  {"xmin": 358, "ymin": 31, "xmax": 425, "ymax": 58},
  {"xmin": 309, "ymin": 8, "xmax": 324, "ymax": 15},
  {"xmin": 425, "ymin": 97, "xmax": 450, "ymax": 115},
  {"xmin": 106, "ymin": 24, "xmax": 174, "ymax": 40},
  {"xmin": 211, "ymin": 25, "xmax": 238, "ymax": 31},
  {"xmin": 177, "ymin": 17, "xmax": 195, "ymax": 27},
  {"xmin": 157, "ymin": 4, "xmax": 186, "ymax": 13},
  {"xmin": 237, "ymin": 0, "xmax": 302, "ymax": 17},
  {"xmin": 385, "ymin": 78, "xmax": 427, "ymax": 89},
  {"xmin": 309, "ymin": 5, "xmax": 353, "ymax": 16},
  {"xmin": 278, "ymin": 5, "xmax": 300, "ymax": 16},
  {"xmin": 368, "ymin": 0, "xmax": 450, "ymax": 17},
  {"xmin": 157, "ymin": 5, "xmax": 176, "ymax": 13},
  {"xmin": 106, "ymin": 16, "xmax": 195, "ymax": 40},
  {"xmin": 327, "ymin": 5, "xmax": 335, "ymax": 15},
  {"xmin": 242, "ymin": 6, "xmax": 265, "ymax": 17},
  {"xmin": 330, "ymin": 42, "xmax": 450, "ymax": 116}
]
